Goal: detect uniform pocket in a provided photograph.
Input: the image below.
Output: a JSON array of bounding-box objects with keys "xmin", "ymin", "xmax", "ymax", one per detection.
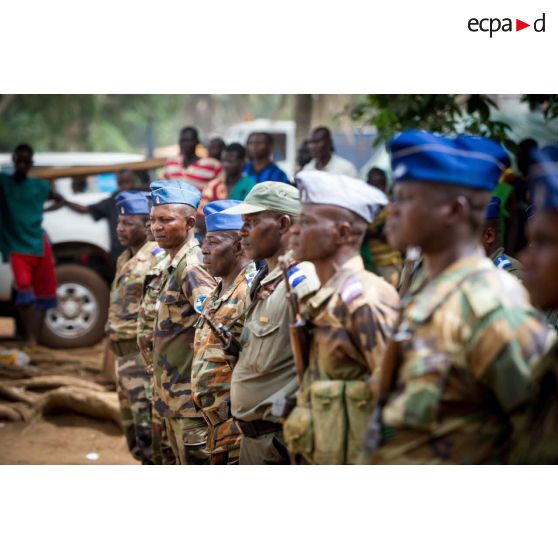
[
  {"xmin": 244, "ymin": 320, "xmax": 282, "ymax": 371},
  {"xmin": 310, "ymin": 381, "xmax": 345, "ymax": 465},
  {"xmin": 283, "ymin": 406, "xmax": 313, "ymax": 457},
  {"xmin": 344, "ymin": 381, "xmax": 374, "ymax": 464}
]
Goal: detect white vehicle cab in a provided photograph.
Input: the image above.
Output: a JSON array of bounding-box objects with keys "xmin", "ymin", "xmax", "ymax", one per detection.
[{"xmin": 0, "ymin": 152, "xmax": 149, "ymax": 348}]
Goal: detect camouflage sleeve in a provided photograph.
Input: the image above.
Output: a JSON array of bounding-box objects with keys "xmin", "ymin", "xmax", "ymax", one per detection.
[
  {"xmin": 181, "ymin": 264, "xmax": 217, "ymax": 309},
  {"xmin": 118, "ymin": 279, "xmax": 144, "ymax": 321},
  {"xmin": 347, "ymin": 304, "xmax": 390, "ymax": 382},
  {"xmin": 468, "ymin": 306, "xmax": 555, "ymax": 413}
]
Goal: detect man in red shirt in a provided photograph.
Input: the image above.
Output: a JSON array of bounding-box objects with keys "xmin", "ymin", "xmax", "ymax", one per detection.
[{"xmin": 162, "ymin": 127, "xmax": 223, "ymax": 192}]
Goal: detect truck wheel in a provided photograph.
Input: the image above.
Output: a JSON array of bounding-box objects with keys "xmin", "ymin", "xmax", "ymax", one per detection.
[{"xmin": 40, "ymin": 264, "xmax": 109, "ymax": 349}]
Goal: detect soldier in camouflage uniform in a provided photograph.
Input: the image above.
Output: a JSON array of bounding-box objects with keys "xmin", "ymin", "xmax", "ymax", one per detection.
[
  {"xmin": 510, "ymin": 147, "xmax": 558, "ymax": 463},
  {"xmin": 482, "ymin": 196, "xmax": 525, "ymax": 280},
  {"xmin": 192, "ymin": 200, "xmax": 256, "ymax": 464},
  {"xmin": 220, "ymin": 182, "xmax": 320, "ymax": 464},
  {"xmin": 149, "ymin": 180, "xmax": 217, "ymax": 465},
  {"xmin": 283, "ymin": 171, "xmax": 400, "ymax": 464},
  {"xmin": 107, "ymin": 191, "xmax": 159, "ymax": 464},
  {"xmin": 136, "ymin": 205, "xmax": 174, "ymax": 465},
  {"xmin": 366, "ymin": 130, "xmax": 552, "ymax": 464}
]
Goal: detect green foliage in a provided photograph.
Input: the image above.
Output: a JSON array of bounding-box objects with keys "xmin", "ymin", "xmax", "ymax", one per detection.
[
  {"xmin": 0, "ymin": 94, "xmax": 286, "ymax": 154},
  {"xmin": 350, "ymin": 94, "xmax": 515, "ymax": 150},
  {"xmin": 521, "ymin": 95, "xmax": 558, "ymax": 120}
]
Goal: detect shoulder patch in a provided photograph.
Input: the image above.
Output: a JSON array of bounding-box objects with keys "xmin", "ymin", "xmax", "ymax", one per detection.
[
  {"xmin": 194, "ymin": 295, "xmax": 207, "ymax": 314},
  {"xmin": 340, "ymin": 275, "xmax": 364, "ymax": 305},
  {"xmin": 287, "ymin": 265, "xmax": 307, "ymax": 288},
  {"xmin": 151, "ymin": 246, "xmax": 165, "ymax": 258},
  {"xmin": 494, "ymin": 255, "xmax": 512, "ymax": 270},
  {"xmin": 245, "ymin": 268, "xmax": 257, "ymax": 287}
]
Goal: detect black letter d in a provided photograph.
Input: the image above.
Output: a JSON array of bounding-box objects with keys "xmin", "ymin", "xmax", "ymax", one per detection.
[{"xmin": 534, "ymin": 13, "xmax": 545, "ymax": 32}]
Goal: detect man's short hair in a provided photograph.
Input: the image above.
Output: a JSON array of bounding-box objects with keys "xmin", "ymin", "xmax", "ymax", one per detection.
[
  {"xmin": 248, "ymin": 132, "xmax": 273, "ymax": 146},
  {"xmin": 225, "ymin": 142, "xmax": 246, "ymax": 160},
  {"xmin": 312, "ymin": 126, "xmax": 334, "ymax": 152},
  {"xmin": 180, "ymin": 126, "xmax": 199, "ymax": 141},
  {"xmin": 14, "ymin": 143, "xmax": 33, "ymax": 157}
]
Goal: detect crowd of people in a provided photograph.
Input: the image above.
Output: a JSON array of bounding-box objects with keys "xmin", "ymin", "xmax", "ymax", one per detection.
[{"xmin": 1, "ymin": 123, "xmax": 557, "ymax": 465}]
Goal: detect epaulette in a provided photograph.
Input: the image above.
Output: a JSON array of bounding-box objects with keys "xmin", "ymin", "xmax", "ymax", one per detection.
[
  {"xmin": 340, "ymin": 274, "xmax": 364, "ymax": 305},
  {"xmin": 494, "ymin": 255, "xmax": 512, "ymax": 270},
  {"xmin": 287, "ymin": 265, "xmax": 307, "ymax": 288}
]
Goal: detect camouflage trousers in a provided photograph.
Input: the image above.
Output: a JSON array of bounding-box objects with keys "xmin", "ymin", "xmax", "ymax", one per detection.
[
  {"xmin": 239, "ymin": 431, "xmax": 290, "ymax": 465},
  {"xmin": 202, "ymin": 413, "xmax": 241, "ymax": 465},
  {"xmin": 115, "ymin": 351, "xmax": 153, "ymax": 464},
  {"xmin": 150, "ymin": 403, "xmax": 177, "ymax": 465},
  {"xmin": 164, "ymin": 417, "xmax": 210, "ymax": 465}
]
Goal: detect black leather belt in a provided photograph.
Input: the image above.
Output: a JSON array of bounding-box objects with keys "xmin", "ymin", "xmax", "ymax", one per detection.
[{"xmin": 235, "ymin": 419, "xmax": 282, "ymax": 438}]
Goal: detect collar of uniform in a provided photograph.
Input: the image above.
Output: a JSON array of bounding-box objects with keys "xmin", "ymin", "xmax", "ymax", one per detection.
[
  {"xmin": 260, "ymin": 263, "xmax": 283, "ymax": 285},
  {"xmin": 407, "ymin": 255, "xmax": 493, "ymax": 323},
  {"xmin": 134, "ymin": 240, "xmax": 157, "ymax": 263},
  {"xmin": 306, "ymin": 255, "xmax": 364, "ymax": 311},
  {"xmin": 167, "ymin": 237, "xmax": 199, "ymax": 270},
  {"xmin": 211, "ymin": 262, "xmax": 256, "ymax": 308},
  {"xmin": 489, "ymin": 246, "xmax": 504, "ymax": 262}
]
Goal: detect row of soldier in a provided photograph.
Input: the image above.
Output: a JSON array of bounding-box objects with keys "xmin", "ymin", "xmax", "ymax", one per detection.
[{"xmin": 106, "ymin": 129, "xmax": 558, "ymax": 465}]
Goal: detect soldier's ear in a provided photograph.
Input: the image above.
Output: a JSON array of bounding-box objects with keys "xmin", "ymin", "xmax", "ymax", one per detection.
[
  {"xmin": 335, "ymin": 221, "xmax": 353, "ymax": 245},
  {"xmin": 278, "ymin": 214, "xmax": 292, "ymax": 234}
]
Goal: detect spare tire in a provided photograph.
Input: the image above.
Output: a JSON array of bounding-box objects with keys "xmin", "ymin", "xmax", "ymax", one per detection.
[{"xmin": 40, "ymin": 264, "xmax": 109, "ymax": 349}]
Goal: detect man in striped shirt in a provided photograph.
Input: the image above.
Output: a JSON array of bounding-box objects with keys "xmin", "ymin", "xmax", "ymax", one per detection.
[{"xmin": 162, "ymin": 126, "xmax": 224, "ymax": 192}]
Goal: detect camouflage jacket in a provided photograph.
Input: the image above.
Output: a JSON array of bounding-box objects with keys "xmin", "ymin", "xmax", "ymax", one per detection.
[
  {"xmin": 137, "ymin": 249, "xmax": 170, "ymax": 371},
  {"xmin": 283, "ymin": 256, "xmax": 400, "ymax": 464},
  {"xmin": 191, "ymin": 262, "xmax": 257, "ymax": 454},
  {"xmin": 152, "ymin": 238, "xmax": 217, "ymax": 419},
  {"xmin": 510, "ymin": 337, "xmax": 558, "ymax": 464},
  {"xmin": 371, "ymin": 256, "xmax": 554, "ymax": 464},
  {"xmin": 106, "ymin": 241, "xmax": 165, "ymax": 342},
  {"xmin": 490, "ymin": 246, "xmax": 525, "ymax": 281},
  {"xmin": 192, "ymin": 262, "xmax": 257, "ymax": 414}
]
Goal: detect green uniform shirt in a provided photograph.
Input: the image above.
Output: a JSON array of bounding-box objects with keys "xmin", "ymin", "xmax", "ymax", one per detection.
[
  {"xmin": 0, "ymin": 173, "xmax": 50, "ymax": 257},
  {"xmin": 230, "ymin": 260, "xmax": 320, "ymax": 423}
]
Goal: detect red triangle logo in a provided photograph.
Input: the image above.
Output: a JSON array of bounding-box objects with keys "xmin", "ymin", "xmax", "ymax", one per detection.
[{"xmin": 516, "ymin": 19, "xmax": 530, "ymax": 31}]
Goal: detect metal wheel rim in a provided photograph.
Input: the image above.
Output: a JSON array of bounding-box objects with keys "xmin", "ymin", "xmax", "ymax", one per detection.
[{"xmin": 45, "ymin": 282, "xmax": 99, "ymax": 339}]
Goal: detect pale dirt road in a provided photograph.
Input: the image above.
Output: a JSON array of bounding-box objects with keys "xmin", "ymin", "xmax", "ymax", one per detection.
[{"xmin": 0, "ymin": 318, "xmax": 137, "ymax": 465}]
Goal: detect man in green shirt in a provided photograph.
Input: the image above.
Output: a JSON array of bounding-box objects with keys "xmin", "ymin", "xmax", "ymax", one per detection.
[
  {"xmin": 223, "ymin": 143, "xmax": 256, "ymax": 201},
  {"xmin": 0, "ymin": 144, "xmax": 64, "ymax": 345}
]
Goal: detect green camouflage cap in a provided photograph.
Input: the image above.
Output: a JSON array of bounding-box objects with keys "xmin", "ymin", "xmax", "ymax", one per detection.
[{"xmin": 220, "ymin": 181, "xmax": 301, "ymax": 217}]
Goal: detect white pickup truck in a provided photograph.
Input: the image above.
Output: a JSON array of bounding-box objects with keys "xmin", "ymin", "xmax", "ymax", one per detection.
[{"xmin": 0, "ymin": 152, "xmax": 147, "ymax": 348}]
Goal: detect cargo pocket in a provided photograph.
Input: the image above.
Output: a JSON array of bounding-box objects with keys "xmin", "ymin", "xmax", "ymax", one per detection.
[
  {"xmin": 283, "ymin": 406, "xmax": 314, "ymax": 457},
  {"xmin": 345, "ymin": 381, "xmax": 374, "ymax": 464},
  {"xmin": 310, "ymin": 381, "xmax": 345, "ymax": 465}
]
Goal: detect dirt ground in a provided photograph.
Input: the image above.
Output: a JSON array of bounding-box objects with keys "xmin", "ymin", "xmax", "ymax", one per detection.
[{"xmin": 0, "ymin": 317, "xmax": 137, "ymax": 465}]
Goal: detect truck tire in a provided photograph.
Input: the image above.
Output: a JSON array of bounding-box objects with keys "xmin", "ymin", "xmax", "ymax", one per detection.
[{"xmin": 40, "ymin": 264, "xmax": 109, "ymax": 349}]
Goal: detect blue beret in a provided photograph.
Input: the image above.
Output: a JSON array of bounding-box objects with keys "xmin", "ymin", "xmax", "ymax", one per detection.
[
  {"xmin": 389, "ymin": 130, "xmax": 510, "ymax": 191},
  {"xmin": 115, "ymin": 191, "xmax": 150, "ymax": 215},
  {"xmin": 529, "ymin": 146, "xmax": 558, "ymax": 211},
  {"xmin": 485, "ymin": 196, "xmax": 501, "ymax": 220},
  {"xmin": 149, "ymin": 179, "xmax": 201, "ymax": 209},
  {"xmin": 204, "ymin": 200, "xmax": 244, "ymax": 232},
  {"xmin": 295, "ymin": 171, "xmax": 388, "ymax": 224}
]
